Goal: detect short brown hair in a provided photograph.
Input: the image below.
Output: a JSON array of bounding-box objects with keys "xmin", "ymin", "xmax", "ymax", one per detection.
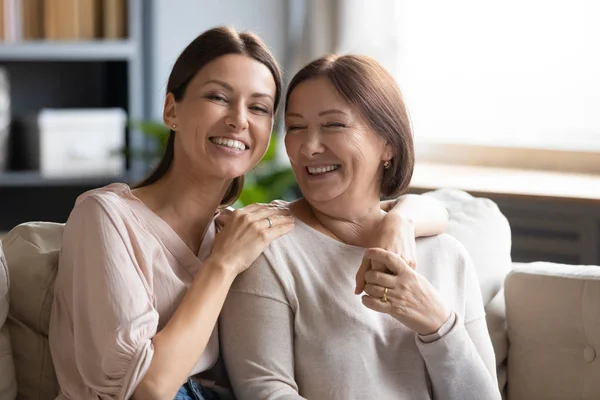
[
  {"xmin": 285, "ymin": 54, "xmax": 414, "ymax": 198},
  {"xmin": 137, "ymin": 26, "xmax": 283, "ymax": 206}
]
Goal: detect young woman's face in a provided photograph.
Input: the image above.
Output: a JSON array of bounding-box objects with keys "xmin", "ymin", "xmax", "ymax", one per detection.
[
  {"xmin": 285, "ymin": 77, "xmax": 391, "ymax": 210},
  {"xmin": 164, "ymin": 54, "xmax": 276, "ymax": 180}
]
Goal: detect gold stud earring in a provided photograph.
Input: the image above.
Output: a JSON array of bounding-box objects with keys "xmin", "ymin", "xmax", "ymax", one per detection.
[{"xmin": 383, "ymin": 160, "xmax": 391, "ymax": 169}]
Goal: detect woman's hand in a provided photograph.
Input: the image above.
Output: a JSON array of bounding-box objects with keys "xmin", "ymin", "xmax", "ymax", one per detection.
[
  {"xmin": 355, "ymin": 212, "xmax": 417, "ymax": 294},
  {"xmin": 212, "ymin": 203, "xmax": 295, "ymax": 276},
  {"xmin": 359, "ymin": 247, "xmax": 451, "ymax": 336}
]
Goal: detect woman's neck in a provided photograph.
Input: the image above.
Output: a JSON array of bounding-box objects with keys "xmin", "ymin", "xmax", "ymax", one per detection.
[
  {"xmin": 133, "ymin": 164, "xmax": 231, "ymax": 254},
  {"xmin": 293, "ymin": 198, "xmax": 385, "ymax": 248}
]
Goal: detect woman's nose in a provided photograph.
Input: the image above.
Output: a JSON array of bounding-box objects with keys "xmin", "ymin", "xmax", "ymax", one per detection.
[
  {"xmin": 300, "ymin": 130, "xmax": 326, "ymax": 158},
  {"xmin": 225, "ymin": 105, "xmax": 249, "ymax": 132}
]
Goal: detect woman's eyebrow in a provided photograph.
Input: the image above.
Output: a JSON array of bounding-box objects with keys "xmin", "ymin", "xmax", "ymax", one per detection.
[{"xmin": 203, "ymin": 79, "xmax": 274, "ymax": 101}]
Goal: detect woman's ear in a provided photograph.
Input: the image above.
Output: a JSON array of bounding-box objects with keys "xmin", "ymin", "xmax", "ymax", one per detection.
[
  {"xmin": 163, "ymin": 92, "xmax": 178, "ymax": 129},
  {"xmin": 382, "ymin": 141, "xmax": 394, "ymax": 162}
]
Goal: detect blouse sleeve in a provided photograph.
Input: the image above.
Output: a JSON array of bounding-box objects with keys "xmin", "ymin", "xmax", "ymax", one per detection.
[{"xmin": 56, "ymin": 196, "xmax": 159, "ymax": 399}]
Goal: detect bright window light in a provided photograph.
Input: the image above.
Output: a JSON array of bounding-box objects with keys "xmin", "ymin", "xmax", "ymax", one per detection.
[{"xmin": 394, "ymin": 0, "xmax": 600, "ymax": 152}]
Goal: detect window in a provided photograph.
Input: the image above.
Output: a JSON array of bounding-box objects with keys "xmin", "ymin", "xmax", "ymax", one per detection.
[{"xmin": 394, "ymin": 0, "xmax": 600, "ymax": 152}]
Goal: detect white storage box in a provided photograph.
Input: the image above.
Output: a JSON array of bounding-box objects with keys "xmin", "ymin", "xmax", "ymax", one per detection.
[{"xmin": 38, "ymin": 108, "xmax": 126, "ymax": 178}]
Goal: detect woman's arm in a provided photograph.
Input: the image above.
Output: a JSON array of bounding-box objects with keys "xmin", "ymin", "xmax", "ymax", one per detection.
[
  {"xmin": 359, "ymin": 246, "xmax": 501, "ymax": 400},
  {"xmin": 416, "ymin": 315, "xmax": 501, "ymax": 400},
  {"xmin": 220, "ymin": 256, "xmax": 305, "ymax": 400},
  {"xmin": 415, "ymin": 248, "xmax": 501, "ymax": 400},
  {"xmin": 382, "ymin": 194, "xmax": 448, "ymax": 237},
  {"xmin": 357, "ymin": 194, "xmax": 449, "ymax": 293},
  {"xmin": 133, "ymin": 263, "xmax": 235, "ymax": 400},
  {"xmin": 135, "ymin": 204, "xmax": 294, "ymax": 400}
]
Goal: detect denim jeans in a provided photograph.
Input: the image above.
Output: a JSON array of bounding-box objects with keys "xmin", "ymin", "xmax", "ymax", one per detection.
[{"xmin": 174, "ymin": 378, "xmax": 221, "ymax": 400}]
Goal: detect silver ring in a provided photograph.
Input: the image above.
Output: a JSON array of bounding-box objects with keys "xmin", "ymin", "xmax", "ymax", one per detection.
[{"xmin": 266, "ymin": 217, "xmax": 273, "ymax": 228}]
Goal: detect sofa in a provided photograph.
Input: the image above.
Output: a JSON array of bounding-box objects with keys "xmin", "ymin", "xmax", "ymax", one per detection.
[{"xmin": 0, "ymin": 188, "xmax": 599, "ymax": 400}]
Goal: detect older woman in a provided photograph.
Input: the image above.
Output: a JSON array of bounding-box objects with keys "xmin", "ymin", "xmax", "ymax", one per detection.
[{"xmin": 220, "ymin": 54, "xmax": 501, "ymax": 400}]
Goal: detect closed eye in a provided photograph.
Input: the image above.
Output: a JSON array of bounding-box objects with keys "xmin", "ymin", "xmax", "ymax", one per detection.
[
  {"xmin": 250, "ymin": 105, "xmax": 270, "ymax": 114},
  {"xmin": 286, "ymin": 125, "xmax": 306, "ymax": 132},
  {"xmin": 323, "ymin": 122, "xmax": 346, "ymax": 128}
]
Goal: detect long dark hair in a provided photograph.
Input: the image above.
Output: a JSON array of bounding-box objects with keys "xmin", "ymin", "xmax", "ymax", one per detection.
[
  {"xmin": 136, "ymin": 26, "xmax": 283, "ymax": 206},
  {"xmin": 285, "ymin": 54, "xmax": 414, "ymax": 198}
]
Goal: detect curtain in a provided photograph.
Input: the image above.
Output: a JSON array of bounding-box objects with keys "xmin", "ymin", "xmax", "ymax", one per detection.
[{"xmin": 288, "ymin": 0, "xmax": 399, "ymax": 76}]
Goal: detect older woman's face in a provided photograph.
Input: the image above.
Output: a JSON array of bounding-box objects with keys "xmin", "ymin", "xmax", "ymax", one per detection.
[{"xmin": 285, "ymin": 77, "xmax": 391, "ymax": 207}]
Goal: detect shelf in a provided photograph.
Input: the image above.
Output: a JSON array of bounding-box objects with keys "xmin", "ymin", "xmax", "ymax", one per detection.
[
  {"xmin": 0, "ymin": 40, "xmax": 137, "ymax": 61},
  {"xmin": 0, "ymin": 171, "xmax": 132, "ymax": 187}
]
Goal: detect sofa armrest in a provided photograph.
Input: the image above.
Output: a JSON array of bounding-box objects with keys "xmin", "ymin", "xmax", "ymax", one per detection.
[{"xmin": 505, "ymin": 262, "xmax": 600, "ymax": 400}]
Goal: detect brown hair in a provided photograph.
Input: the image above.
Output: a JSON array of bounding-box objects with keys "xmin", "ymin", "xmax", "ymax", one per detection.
[
  {"xmin": 285, "ymin": 54, "xmax": 414, "ymax": 198},
  {"xmin": 136, "ymin": 26, "xmax": 283, "ymax": 206}
]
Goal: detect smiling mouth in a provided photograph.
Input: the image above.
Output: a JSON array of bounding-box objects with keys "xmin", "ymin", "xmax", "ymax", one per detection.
[
  {"xmin": 306, "ymin": 165, "xmax": 341, "ymax": 175},
  {"xmin": 209, "ymin": 137, "xmax": 248, "ymax": 151}
]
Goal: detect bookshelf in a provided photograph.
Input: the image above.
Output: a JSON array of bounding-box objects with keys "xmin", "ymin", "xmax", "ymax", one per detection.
[{"xmin": 0, "ymin": 0, "xmax": 147, "ymax": 231}]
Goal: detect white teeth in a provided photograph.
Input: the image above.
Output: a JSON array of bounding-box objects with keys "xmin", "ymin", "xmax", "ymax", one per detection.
[
  {"xmin": 307, "ymin": 165, "xmax": 340, "ymax": 175},
  {"xmin": 210, "ymin": 137, "xmax": 247, "ymax": 150}
]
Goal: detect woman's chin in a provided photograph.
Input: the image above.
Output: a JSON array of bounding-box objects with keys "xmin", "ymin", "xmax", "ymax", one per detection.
[
  {"xmin": 210, "ymin": 162, "xmax": 256, "ymax": 180},
  {"xmin": 302, "ymin": 187, "xmax": 345, "ymax": 205}
]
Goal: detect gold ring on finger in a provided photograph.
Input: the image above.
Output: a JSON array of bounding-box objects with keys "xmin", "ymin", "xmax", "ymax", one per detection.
[{"xmin": 381, "ymin": 287, "xmax": 388, "ymax": 303}]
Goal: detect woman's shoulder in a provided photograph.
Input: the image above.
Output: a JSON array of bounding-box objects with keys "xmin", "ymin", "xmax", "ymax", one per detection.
[
  {"xmin": 65, "ymin": 182, "xmax": 140, "ymax": 233},
  {"xmin": 74, "ymin": 182, "xmax": 131, "ymax": 208},
  {"xmin": 416, "ymin": 233, "xmax": 474, "ymax": 277},
  {"xmin": 418, "ymin": 232, "xmax": 470, "ymax": 258}
]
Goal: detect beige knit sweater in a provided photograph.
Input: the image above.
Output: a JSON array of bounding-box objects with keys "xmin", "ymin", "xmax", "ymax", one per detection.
[{"xmin": 221, "ymin": 219, "xmax": 501, "ymax": 400}]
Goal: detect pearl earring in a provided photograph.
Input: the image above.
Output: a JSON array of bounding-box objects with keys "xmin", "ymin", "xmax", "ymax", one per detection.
[
  {"xmin": 172, "ymin": 124, "xmax": 177, "ymax": 129},
  {"xmin": 383, "ymin": 160, "xmax": 391, "ymax": 169}
]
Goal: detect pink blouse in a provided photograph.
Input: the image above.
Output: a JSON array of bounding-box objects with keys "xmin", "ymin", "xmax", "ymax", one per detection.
[{"xmin": 49, "ymin": 183, "xmax": 219, "ymax": 400}]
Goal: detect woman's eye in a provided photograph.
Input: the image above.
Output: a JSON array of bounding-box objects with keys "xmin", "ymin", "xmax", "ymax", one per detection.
[
  {"xmin": 207, "ymin": 94, "xmax": 227, "ymax": 102},
  {"xmin": 324, "ymin": 122, "xmax": 346, "ymax": 128},
  {"xmin": 286, "ymin": 125, "xmax": 305, "ymax": 132},
  {"xmin": 250, "ymin": 106, "xmax": 269, "ymax": 114}
]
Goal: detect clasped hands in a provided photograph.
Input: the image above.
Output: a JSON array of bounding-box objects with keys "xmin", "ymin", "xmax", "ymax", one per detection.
[{"xmin": 355, "ymin": 212, "xmax": 451, "ymax": 336}]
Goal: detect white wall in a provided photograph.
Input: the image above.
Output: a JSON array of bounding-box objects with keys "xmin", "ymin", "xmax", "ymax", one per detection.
[{"xmin": 148, "ymin": 0, "xmax": 289, "ymax": 120}]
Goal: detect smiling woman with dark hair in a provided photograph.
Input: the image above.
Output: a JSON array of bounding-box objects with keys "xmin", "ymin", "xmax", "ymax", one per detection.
[{"xmin": 220, "ymin": 54, "xmax": 501, "ymax": 400}]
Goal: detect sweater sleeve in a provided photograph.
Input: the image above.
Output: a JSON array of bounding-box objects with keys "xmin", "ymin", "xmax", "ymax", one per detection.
[
  {"xmin": 55, "ymin": 197, "xmax": 159, "ymax": 400},
  {"xmin": 415, "ymin": 246, "xmax": 501, "ymax": 400},
  {"xmin": 220, "ymin": 254, "xmax": 305, "ymax": 400}
]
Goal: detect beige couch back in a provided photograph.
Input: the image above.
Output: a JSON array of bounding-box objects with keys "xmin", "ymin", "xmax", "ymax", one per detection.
[{"xmin": 2, "ymin": 222, "xmax": 64, "ymax": 400}]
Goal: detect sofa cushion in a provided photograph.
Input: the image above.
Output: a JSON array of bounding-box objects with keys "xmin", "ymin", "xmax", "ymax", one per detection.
[
  {"xmin": 424, "ymin": 188, "xmax": 513, "ymax": 304},
  {"xmin": 505, "ymin": 262, "xmax": 600, "ymax": 400},
  {"xmin": 424, "ymin": 188, "xmax": 512, "ymax": 395},
  {"xmin": 0, "ymin": 242, "xmax": 17, "ymax": 399},
  {"xmin": 3, "ymin": 222, "xmax": 64, "ymax": 400}
]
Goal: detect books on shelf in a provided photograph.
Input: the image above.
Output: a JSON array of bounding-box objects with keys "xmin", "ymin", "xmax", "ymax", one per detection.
[
  {"xmin": 22, "ymin": 0, "xmax": 43, "ymax": 39},
  {"xmin": 0, "ymin": 0, "xmax": 127, "ymax": 42},
  {"xmin": 103, "ymin": 0, "xmax": 126, "ymax": 39}
]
